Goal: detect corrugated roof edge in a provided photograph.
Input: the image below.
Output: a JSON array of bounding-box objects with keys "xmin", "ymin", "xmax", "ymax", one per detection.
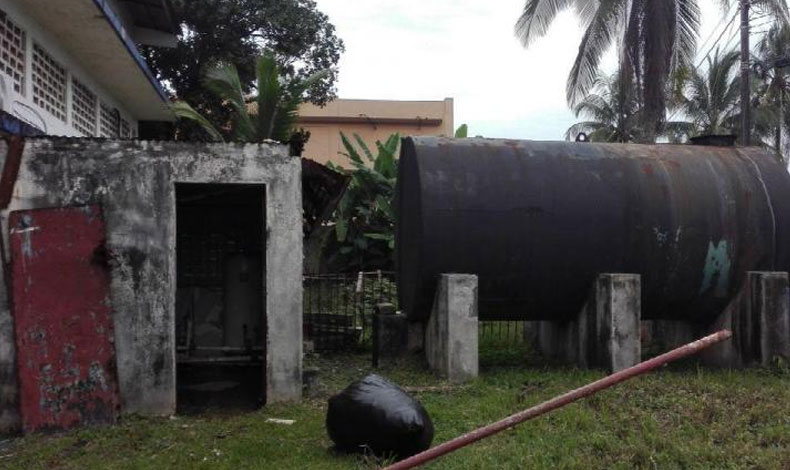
[
  {"xmin": 92, "ymin": 0, "xmax": 171, "ymax": 104},
  {"xmin": 18, "ymin": 135, "xmax": 293, "ymax": 149}
]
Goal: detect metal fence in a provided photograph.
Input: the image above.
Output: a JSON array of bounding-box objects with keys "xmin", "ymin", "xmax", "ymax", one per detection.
[
  {"xmin": 479, "ymin": 321, "xmax": 528, "ymax": 346},
  {"xmin": 303, "ymin": 272, "xmax": 530, "ymax": 354},
  {"xmin": 303, "ymin": 271, "xmax": 397, "ymax": 352}
]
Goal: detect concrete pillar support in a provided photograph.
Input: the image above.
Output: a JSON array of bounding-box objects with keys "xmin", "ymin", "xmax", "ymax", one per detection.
[
  {"xmin": 750, "ymin": 271, "xmax": 790, "ymax": 365},
  {"xmin": 642, "ymin": 272, "xmax": 790, "ymax": 368},
  {"xmin": 537, "ymin": 273, "xmax": 641, "ymax": 372},
  {"xmin": 425, "ymin": 274, "xmax": 478, "ymax": 382}
]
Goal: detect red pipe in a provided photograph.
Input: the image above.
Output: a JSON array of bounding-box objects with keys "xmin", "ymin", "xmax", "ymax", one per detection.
[{"xmin": 382, "ymin": 329, "xmax": 732, "ymax": 470}]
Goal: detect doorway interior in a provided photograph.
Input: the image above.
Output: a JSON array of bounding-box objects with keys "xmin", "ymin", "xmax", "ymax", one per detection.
[{"xmin": 175, "ymin": 183, "xmax": 266, "ymax": 414}]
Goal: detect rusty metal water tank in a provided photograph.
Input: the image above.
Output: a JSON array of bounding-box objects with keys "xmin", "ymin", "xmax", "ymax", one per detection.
[{"xmin": 396, "ymin": 137, "xmax": 790, "ymax": 322}]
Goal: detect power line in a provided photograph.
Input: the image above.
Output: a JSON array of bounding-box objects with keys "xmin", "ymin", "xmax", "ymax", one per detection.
[
  {"xmin": 721, "ymin": 20, "xmax": 743, "ymax": 51},
  {"xmin": 696, "ymin": 2, "xmax": 739, "ymax": 60},
  {"xmin": 695, "ymin": 9, "xmax": 740, "ymax": 69},
  {"xmin": 667, "ymin": 8, "xmax": 741, "ymax": 122}
]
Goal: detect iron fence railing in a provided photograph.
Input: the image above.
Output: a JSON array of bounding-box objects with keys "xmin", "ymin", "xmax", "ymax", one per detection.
[
  {"xmin": 303, "ymin": 273, "xmax": 530, "ymax": 354},
  {"xmin": 303, "ymin": 271, "xmax": 397, "ymax": 352},
  {"xmin": 479, "ymin": 321, "xmax": 528, "ymax": 346}
]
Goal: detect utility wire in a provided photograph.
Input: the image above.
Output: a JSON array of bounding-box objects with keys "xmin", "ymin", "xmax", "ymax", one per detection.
[
  {"xmin": 696, "ymin": 2, "xmax": 740, "ymax": 60},
  {"xmin": 667, "ymin": 9, "xmax": 740, "ymax": 122},
  {"xmin": 695, "ymin": 9, "xmax": 740, "ymax": 69},
  {"xmin": 666, "ymin": 6, "xmax": 775, "ymax": 122}
]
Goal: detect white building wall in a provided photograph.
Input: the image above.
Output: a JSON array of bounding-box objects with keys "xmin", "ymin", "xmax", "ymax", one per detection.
[{"xmin": 0, "ymin": 0, "xmax": 138, "ymax": 137}]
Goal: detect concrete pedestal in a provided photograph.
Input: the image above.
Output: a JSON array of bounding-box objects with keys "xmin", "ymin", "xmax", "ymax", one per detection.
[
  {"xmin": 751, "ymin": 272, "xmax": 790, "ymax": 365},
  {"xmin": 537, "ymin": 274, "xmax": 641, "ymax": 372},
  {"xmin": 372, "ymin": 303, "xmax": 409, "ymax": 367},
  {"xmin": 653, "ymin": 271, "xmax": 790, "ymax": 367},
  {"xmin": 425, "ymin": 274, "xmax": 479, "ymax": 382}
]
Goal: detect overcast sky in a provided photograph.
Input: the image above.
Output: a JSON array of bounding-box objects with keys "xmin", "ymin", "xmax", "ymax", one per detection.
[{"xmin": 313, "ymin": 0, "xmax": 740, "ymax": 140}]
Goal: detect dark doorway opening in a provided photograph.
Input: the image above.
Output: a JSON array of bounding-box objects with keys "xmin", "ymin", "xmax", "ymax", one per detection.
[{"xmin": 175, "ymin": 183, "xmax": 266, "ymax": 414}]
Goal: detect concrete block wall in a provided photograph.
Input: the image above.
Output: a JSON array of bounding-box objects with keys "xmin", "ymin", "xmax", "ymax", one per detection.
[{"xmin": 0, "ymin": 138, "xmax": 303, "ymax": 434}]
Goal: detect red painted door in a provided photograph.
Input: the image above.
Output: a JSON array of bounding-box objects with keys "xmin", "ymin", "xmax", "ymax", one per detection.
[{"xmin": 10, "ymin": 205, "xmax": 119, "ymax": 432}]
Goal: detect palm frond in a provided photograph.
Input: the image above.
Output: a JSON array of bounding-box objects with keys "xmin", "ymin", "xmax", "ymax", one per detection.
[
  {"xmin": 752, "ymin": 0, "xmax": 790, "ymax": 27},
  {"xmin": 254, "ymin": 53, "xmax": 282, "ymax": 142},
  {"xmin": 202, "ymin": 62, "xmax": 255, "ymax": 141},
  {"xmin": 567, "ymin": 0, "xmax": 627, "ymax": 106},
  {"xmin": 515, "ymin": 0, "xmax": 577, "ymax": 47},
  {"xmin": 171, "ymin": 101, "xmax": 225, "ymax": 142}
]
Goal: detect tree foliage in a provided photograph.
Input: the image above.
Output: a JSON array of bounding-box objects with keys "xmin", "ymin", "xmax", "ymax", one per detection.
[
  {"xmin": 172, "ymin": 53, "xmax": 327, "ymax": 143},
  {"xmin": 752, "ymin": 23, "xmax": 790, "ymax": 160},
  {"xmin": 678, "ymin": 47, "xmax": 741, "ymax": 136},
  {"xmin": 516, "ymin": 0, "xmax": 789, "ymax": 142},
  {"xmin": 143, "ymin": 0, "xmax": 344, "ymax": 140},
  {"xmin": 324, "ymin": 133, "xmax": 400, "ymax": 272},
  {"xmin": 566, "ymin": 71, "xmax": 692, "ymax": 142},
  {"xmin": 566, "ymin": 72, "xmax": 645, "ymax": 142}
]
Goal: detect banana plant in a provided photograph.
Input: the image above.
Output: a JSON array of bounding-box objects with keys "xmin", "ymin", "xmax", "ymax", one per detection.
[
  {"xmin": 455, "ymin": 124, "xmax": 468, "ymax": 138},
  {"xmin": 325, "ymin": 132, "xmax": 400, "ymax": 272}
]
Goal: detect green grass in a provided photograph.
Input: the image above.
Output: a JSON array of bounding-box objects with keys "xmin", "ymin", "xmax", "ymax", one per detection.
[{"xmin": 3, "ymin": 349, "xmax": 790, "ymax": 469}]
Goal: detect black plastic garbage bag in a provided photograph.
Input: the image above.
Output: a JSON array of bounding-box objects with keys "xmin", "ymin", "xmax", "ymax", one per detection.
[{"xmin": 326, "ymin": 374, "xmax": 434, "ymax": 458}]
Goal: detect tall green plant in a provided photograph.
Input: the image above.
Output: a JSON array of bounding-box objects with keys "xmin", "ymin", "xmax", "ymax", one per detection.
[
  {"xmin": 325, "ymin": 133, "xmax": 399, "ymax": 272},
  {"xmin": 172, "ymin": 52, "xmax": 328, "ymax": 143}
]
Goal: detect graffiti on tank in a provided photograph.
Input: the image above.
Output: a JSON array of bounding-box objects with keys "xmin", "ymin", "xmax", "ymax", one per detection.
[{"xmin": 700, "ymin": 240, "xmax": 732, "ymax": 297}]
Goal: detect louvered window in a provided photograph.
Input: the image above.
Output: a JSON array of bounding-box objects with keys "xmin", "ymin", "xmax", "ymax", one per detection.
[
  {"xmin": 99, "ymin": 101, "xmax": 120, "ymax": 138},
  {"xmin": 120, "ymin": 117, "xmax": 131, "ymax": 138},
  {"xmin": 0, "ymin": 9, "xmax": 25, "ymax": 94},
  {"xmin": 32, "ymin": 43, "xmax": 67, "ymax": 121},
  {"xmin": 72, "ymin": 79, "xmax": 97, "ymax": 136}
]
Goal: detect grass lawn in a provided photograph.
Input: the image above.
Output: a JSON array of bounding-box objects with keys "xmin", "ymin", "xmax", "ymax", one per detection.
[{"xmin": 2, "ymin": 341, "xmax": 790, "ymax": 469}]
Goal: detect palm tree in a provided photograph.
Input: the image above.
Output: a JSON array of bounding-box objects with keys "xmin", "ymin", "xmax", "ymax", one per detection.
[
  {"xmin": 565, "ymin": 72, "xmax": 644, "ymax": 142},
  {"xmin": 753, "ymin": 23, "xmax": 790, "ymax": 160},
  {"xmin": 516, "ymin": 0, "xmax": 789, "ymax": 142},
  {"xmin": 679, "ymin": 47, "xmax": 741, "ymax": 136},
  {"xmin": 567, "ymin": 71, "xmax": 694, "ymax": 142},
  {"xmin": 172, "ymin": 52, "xmax": 328, "ymax": 144}
]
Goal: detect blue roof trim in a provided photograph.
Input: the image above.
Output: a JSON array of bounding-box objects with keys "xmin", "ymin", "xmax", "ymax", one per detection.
[
  {"xmin": 91, "ymin": 0, "xmax": 170, "ymax": 103},
  {"xmin": 0, "ymin": 111, "xmax": 45, "ymax": 137}
]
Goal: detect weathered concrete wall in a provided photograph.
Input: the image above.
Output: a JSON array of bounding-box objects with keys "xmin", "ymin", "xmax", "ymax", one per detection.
[
  {"xmin": 425, "ymin": 274, "xmax": 478, "ymax": 383},
  {"xmin": 0, "ymin": 138, "xmax": 302, "ymax": 433}
]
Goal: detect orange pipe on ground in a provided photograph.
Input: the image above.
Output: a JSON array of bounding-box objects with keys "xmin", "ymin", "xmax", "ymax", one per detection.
[{"xmin": 382, "ymin": 330, "xmax": 733, "ymax": 470}]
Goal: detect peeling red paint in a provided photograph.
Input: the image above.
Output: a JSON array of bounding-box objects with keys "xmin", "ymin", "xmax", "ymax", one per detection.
[{"xmin": 10, "ymin": 205, "xmax": 119, "ymax": 433}]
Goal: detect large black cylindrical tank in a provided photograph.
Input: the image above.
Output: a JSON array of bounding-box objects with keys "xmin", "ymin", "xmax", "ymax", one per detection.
[{"xmin": 396, "ymin": 137, "xmax": 790, "ymax": 323}]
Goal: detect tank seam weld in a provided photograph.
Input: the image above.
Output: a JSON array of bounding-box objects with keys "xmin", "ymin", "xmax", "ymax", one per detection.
[{"xmin": 742, "ymin": 154, "xmax": 777, "ymax": 270}]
